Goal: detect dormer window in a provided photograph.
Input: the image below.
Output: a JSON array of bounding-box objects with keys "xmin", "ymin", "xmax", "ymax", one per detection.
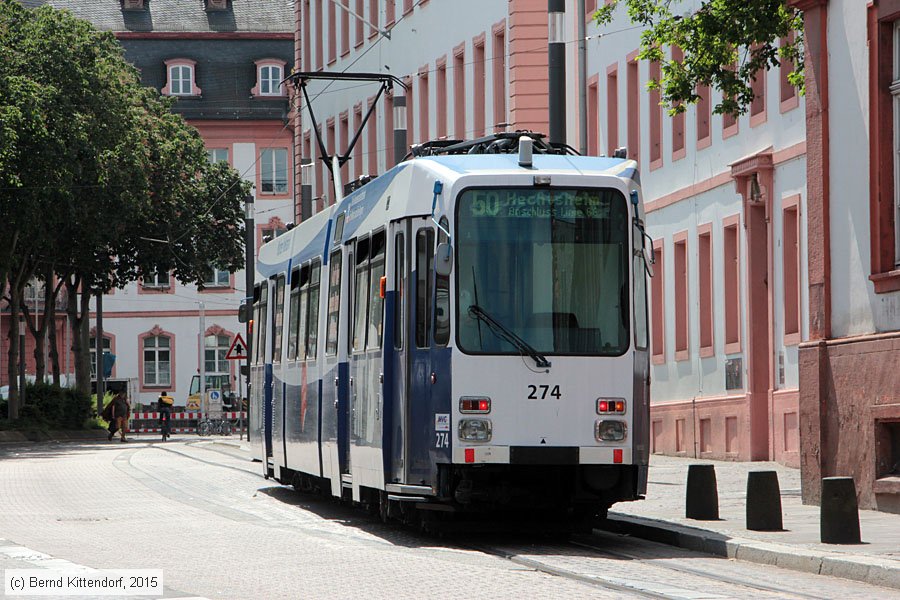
[
  {"xmin": 206, "ymin": 0, "xmax": 228, "ymax": 10},
  {"xmin": 252, "ymin": 59, "xmax": 287, "ymax": 97},
  {"xmin": 122, "ymin": 0, "xmax": 144, "ymax": 9},
  {"xmin": 162, "ymin": 59, "xmax": 201, "ymax": 97}
]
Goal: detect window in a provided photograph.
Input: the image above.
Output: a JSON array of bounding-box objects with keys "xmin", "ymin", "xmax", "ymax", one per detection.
[
  {"xmin": 750, "ymin": 46, "xmax": 766, "ymax": 126},
  {"xmin": 674, "ymin": 233, "xmax": 688, "ymax": 360},
  {"xmin": 353, "ymin": 104, "xmax": 363, "ymax": 179},
  {"xmin": 403, "ymin": 0, "xmax": 412, "ymax": 16},
  {"xmin": 257, "ymin": 64, "xmax": 284, "ymax": 96},
  {"xmin": 415, "ymin": 228, "xmax": 434, "ymax": 348},
  {"xmin": 698, "ymin": 225, "xmax": 714, "ymax": 356},
  {"xmin": 780, "ymin": 32, "xmax": 799, "ymax": 112},
  {"xmin": 304, "ymin": 0, "xmax": 311, "ymax": 73},
  {"xmin": 436, "ymin": 58, "xmax": 448, "ymax": 139},
  {"xmin": 697, "ymin": 84, "xmax": 711, "ymax": 147},
  {"xmin": 367, "ymin": 97, "xmax": 378, "ymax": 175},
  {"xmin": 315, "ymin": 0, "xmax": 323, "ymax": 70},
  {"xmin": 385, "ymin": 0, "xmax": 394, "ymax": 25},
  {"xmin": 627, "ymin": 52, "xmax": 640, "ymax": 162},
  {"xmin": 370, "ymin": 0, "xmax": 381, "ymax": 38},
  {"xmin": 355, "ymin": 0, "xmax": 364, "ymax": 46},
  {"xmin": 368, "ymin": 232, "xmax": 386, "ymax": 349},
  {"xmin": 671, "ymin": 47, "xmax": 685, "ymax": 160},
  {"xmin": 307, "ymin": 260, "xmax": 321, "ymax": 358},
  {"xmin": 651, "ymin": 240, "xmax": 665, "ymax": 363},
  {"xmin": 352, "ymin": 238, "xmax": 371, "ymax": 352},
  {"xmin": 607, "ymin": 63, "xmax": 619, "ymax": 155},
  {"xmin": 260, "ymin": 148, "xmax": 288, "ymax": 193},
  {"xmin": 492, "ymin": 24, "xmax": 506, "ymax": 133},
  {"xmin": 587, "ymin": 76, "xmax": 599, "ymax": 155},
  {"xmin": 341, "ymin": 0, "xmax": 350, "ymax": 57},
  {"xmin": 783, "ymin": 197, "xmax": 801, "ymax": 344},
  {"xmin": 419, "ymin": 67, "xmax": 429, "ymax": 143},
  {"xmin": 453, "ymin": 45, "xmax": 466, "ymax": 139},
  {"xmin": 143, "ymin": 335, "xmax": 171, "ymax": 386},
  {"xmin": 328, "ymin": 0, "xmax": 336, "ymax": 64},
  {"xmin": 724, "ymin": 216, "xmax": 741, "ymax": 353},
  {"xmin": 203, "ymin": 267, "xmax": 230, "ymax": 288},
  {"xmin": 254, "ymin": 284, "xmax": 269, "ymax": 364},
  {"xmin": 473, "ymin": 35, "xmax": 486, "ymax": 137},
  {"xmin": 272, "ymin": 275, "xmax": 286, "ymax": 362},
  {"xmin": 288, "ymin": 268, "xmax": 303, "ymax": 361},
  {"xmin": 340, "ymin": 111, "xmax": 349, "ymax": 188},
  {"xmin": 649, "ymin": 60, "xmax": 662, "ymax": 169},
  {"xmin": 205, "ymin": 334, "xmax": 230, "ymax": 375},
  {"xmin": 207, "ymin": 148, "xmax": 228, "ymax": 163},
  {"xmin": 165, "ymin": 61, "xmax": 198, "ymax": 96},
  {"xmin": 326, "ymin": 250, "xmax": 343, "ymax": 355},
  {"xmin": 383, "ymin": 92, "xmax": 394, "ymax": 170},
  {"xmin": 90, "ymin": 336, "xmax": 111, "ymax": 380},
  {"xmin": 143, "ymin": 270, "xmax": 170, "ymax": 289},
  {"xmin": 434, "ymin": 219, "xmax": 450, "ymax": 346}
]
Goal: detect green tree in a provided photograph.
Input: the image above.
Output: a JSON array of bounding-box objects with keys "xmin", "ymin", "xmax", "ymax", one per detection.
[
  {"xmin": 595, "ymin": 0, "xmax": 803, "ymax": 115},
  {"xmin": 0, "ymin": 1, "xmax": 249, "ymax": 408}
]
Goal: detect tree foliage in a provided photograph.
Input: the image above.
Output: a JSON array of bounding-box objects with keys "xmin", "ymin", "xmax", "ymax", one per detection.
[
  {"xmin": 595, "ymin": 0, "xmax": 803, "ymax": 115},
  {"xmin": 0, "ymin": 0, "xmax": 250, "ymax": 406}
]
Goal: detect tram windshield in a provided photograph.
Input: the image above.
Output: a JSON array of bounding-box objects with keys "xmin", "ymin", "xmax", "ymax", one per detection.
[{"xmin": 456, "ymin": 187, "xmax": 629, "ymax": 357}]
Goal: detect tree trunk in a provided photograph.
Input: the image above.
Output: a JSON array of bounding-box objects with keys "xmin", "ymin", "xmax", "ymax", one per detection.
[
  {"xmin": 66, "ymin": 277, "xmax": 92, "ymax": 398},
  {"xmin": 5, "ymin": 287, "xmax": 21, "ymax": 419},
  {"xmin": 47, "ymin": 277, "xmax": 62, "ymax": 387}
]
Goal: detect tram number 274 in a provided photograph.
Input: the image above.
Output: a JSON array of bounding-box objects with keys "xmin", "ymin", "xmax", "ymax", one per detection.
[
  {"xmin": 435, "ymin": 432, "xmax": 450, "ymax": 448},
  {"xmin": 527, "ymin": 384, "xmax": 562, "ymax": 400}
]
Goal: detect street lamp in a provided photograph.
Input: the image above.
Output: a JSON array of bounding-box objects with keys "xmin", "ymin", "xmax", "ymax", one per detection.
[{"xmin": 393, "ymin": 94, "xmax": 407, "ymax": 167}]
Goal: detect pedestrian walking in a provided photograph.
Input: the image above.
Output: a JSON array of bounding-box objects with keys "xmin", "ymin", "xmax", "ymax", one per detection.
[
  {"xmin": 106, "ymin": 391, "xmax": 130, "ymax": 442},
  {"xmin": 158, "ymin": 390, "xmax": 174, "ymax": 441}
]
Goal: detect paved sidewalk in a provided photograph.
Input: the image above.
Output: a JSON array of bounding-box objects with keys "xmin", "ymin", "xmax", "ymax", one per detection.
[{"xmin": 607, "ymin": 455, "xmax": 900, "ymax": 590}]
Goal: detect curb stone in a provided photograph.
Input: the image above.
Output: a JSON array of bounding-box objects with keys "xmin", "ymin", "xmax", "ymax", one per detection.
[{"xmin": 603, "ymin": 512, "xmax": 900, "ymax": 590}]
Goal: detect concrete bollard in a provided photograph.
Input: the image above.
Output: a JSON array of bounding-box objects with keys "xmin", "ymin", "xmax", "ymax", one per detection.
[
  {"xmin": 686, "ymin": 464, "xmax": 719, "ymax": 520},
  {"xmin": 746, "ymin": 471, "xmax": 783, "ymax": 531},
  {"xmin": 820, "ymin": 477, "xmax": 862, "ymax": 544}
]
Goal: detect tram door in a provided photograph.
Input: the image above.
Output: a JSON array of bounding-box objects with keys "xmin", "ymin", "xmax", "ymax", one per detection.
[
  {"xmin": 322, "ymin": 245, "xmax": 349, "ymax": 496},
  {"xmin": 387, "ymin": 221, "xmax": 409, "ymax": 483}
]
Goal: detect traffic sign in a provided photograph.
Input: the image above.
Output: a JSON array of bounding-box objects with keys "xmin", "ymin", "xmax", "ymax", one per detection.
[{"xmin": 226, "ymin": 333, "xmax": 248, "ymax": 360}]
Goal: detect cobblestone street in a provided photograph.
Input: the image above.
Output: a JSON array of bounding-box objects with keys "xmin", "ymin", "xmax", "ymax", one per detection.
[{"xmin": 0, "ymin": 437, "xmax": 897, "ymax": 599}]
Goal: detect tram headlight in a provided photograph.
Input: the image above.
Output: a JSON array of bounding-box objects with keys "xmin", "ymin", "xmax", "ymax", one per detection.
[
  {"xmin": 458, "ymin": 418, "xmax": 492, "ymax": 442},
  {"xmin": 595, "ymin": 420, "xmax": 627, "ymax": 442}
]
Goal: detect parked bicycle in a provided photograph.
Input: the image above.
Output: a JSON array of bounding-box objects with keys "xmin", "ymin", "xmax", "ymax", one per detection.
[{"xmin": 197, "ymin": 417, "xmax": 233, "ymax": 437}]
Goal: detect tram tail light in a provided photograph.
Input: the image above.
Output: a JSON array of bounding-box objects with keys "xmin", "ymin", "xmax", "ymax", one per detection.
[
  {"xmin": 460, "ymin": 396, "xmax": 491, "ymax": 413},
  {"xmin": 379, "ymin": 275, "xmax": 386, "ymax": 299},
  {"xmin": 597, "ymin": 398, "xmax": 626, "ymax": 414}
]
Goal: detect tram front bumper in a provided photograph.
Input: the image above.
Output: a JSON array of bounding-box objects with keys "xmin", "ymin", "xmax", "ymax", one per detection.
[{"xmin": 452, "ymin": 445, "xmax": 633, "ymax": 465}]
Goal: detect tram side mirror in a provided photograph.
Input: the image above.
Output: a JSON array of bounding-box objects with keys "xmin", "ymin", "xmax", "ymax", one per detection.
[
  {"xmin": 238, "ymin": 301, "xmax": 249, "ymax": 323},
  {"xmin": 435, "ymin": 242, "xmax": 453, "ymax": 277}
]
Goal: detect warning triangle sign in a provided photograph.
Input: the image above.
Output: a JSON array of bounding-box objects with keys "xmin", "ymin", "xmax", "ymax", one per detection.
[{"xmin": 226, "ymin": 333, "xmax": 248, "ymax": 360}]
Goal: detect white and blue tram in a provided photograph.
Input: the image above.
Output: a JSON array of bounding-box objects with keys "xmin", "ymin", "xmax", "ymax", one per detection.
[{"xmin": 249, "ymin": 135, "xmax": 651, "ymax": 525}]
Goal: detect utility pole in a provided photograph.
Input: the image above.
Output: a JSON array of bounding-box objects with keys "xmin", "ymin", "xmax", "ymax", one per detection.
[
  {"xmin": 393, "ymin": 94, "xmax": 408, "ymax": 166},
  {"xmin": 578, "ymin": 0, "xmax": 588, "ymax": 155},
  {"xmin": 301, "ymin": 159, "xmax": 313, "ymax": 221},
  {"xmin": 17, "ymin": 316, "xmax": 26, "ymax": 416},
  {"xmin": 244, "ymin": 194, "xmax": 255, "ymax": 440},
  {"xmin": 548, "ymin": 0, "xmax": 566, "ymax": 147},
  {"xmin": 199, "ymin": 300, "xmax": 206, "ymax": 418},
  {"xmin": 95, "ymin": 292, "xmax": 104, "ymax": 415}
]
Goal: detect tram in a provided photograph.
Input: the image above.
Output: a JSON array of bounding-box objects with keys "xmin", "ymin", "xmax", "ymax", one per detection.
[{"xmin": 249, "ymin": 132, "xmax": 652, "ymax": 527}]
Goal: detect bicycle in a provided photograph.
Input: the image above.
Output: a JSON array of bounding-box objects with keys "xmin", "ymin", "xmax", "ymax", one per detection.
[
  {"xmin": 159, "ymin": 409, "xmax": 172, "ymax": 442},
  {"xmin": 197, "ymin": 417, "xmax": 233, "ymax": 436}
]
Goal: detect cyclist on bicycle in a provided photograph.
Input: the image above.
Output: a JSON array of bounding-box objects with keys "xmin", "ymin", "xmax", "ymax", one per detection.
[{"xmin": 158, "ymin": 391, "xmax": 174, "ymax": 441}]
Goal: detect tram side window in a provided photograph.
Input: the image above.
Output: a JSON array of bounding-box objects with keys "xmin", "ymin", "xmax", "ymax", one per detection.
[
  {"xmin": 368, "ymin": 231, "xmax": 386, "ymax": 349},
  {"xmin": 287, "ymin": 269, "xmax": 301, "ymax": 361},
  {"xmin": 257, "ymin": 284, "xmax": 268, "ymax": 363},
  {"xmin": 272, "ymin": 275, "xmax": 286, "ymax": 363},
  {"xmin": 416, "ymin": 228, "xmax": 435, "ymax": 348},
  {"xmin": 252, "ymin": 285, "xmax": 261, "ymax": 363},
  {"xmin": 295, "ymin": 264, "xmax": 310, "ymax": 359},
  {"xmin": 434, "ymin": 217, "xmax": 450, "ymax": 346},
  {"xmin": 352, "ymin": 237, "xmax": 370, "ymax": 353},
  {"xmin": 394, "ymin": 233, "xmax": 404, "ymax": 350},
  {"xmin": 307, "ymin": 259, "xmax": 321, "ymax": 358},
  {"xmin": 325, "ymin": 251, "xmax": 342, "ymax": 356},
  {"xmin": 633, "ymin": 254, "xmax": 648, "ymax": 350}
]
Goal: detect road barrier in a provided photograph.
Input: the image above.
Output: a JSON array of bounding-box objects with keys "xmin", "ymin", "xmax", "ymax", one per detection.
[{"xmin": 128, "ymin": 411, "xmax": 247, "ymax": 434}]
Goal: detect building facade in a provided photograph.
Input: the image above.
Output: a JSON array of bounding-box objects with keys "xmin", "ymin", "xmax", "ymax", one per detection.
[
  {"xmin": 2, "ymin": 0, "xmax": 296, "ymax": 408},
  {"xmin": 792, "ymin": 0, "xmax": 900, "ymax": 512}
]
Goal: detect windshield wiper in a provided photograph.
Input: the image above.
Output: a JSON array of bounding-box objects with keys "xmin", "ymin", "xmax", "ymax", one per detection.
[{"xmin": 467, "ymin": 305, "xmax": 551, "ymax": 369}]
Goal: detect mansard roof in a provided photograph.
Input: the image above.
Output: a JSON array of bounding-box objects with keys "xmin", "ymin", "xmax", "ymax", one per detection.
[{"xmin": 24, "ymin": 1, "xmax": 294, "ymax": 34}]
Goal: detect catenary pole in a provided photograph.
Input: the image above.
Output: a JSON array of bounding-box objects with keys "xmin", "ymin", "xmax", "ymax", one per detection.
[
  {"xmin": 578, "ymin": 0, "xmax": 588, "ymax": 154},
  {"xmin": 244, "ymin": 194, "xmax": 255, "ymax": 441},
  {"xmin": 548, "ymin": 0, "xmax": 566, "ymax": 147}
]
